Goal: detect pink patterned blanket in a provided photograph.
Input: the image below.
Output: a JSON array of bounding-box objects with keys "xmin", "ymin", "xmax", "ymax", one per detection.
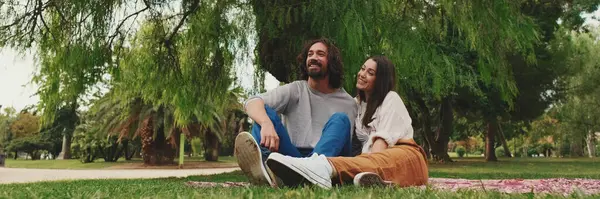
[
  {"xmin": 185, "ymin": 178, "xmax": 600, "ymax": 195},
  {"xmin": 427, "ymin": 178, "xmax": 599, "ymax": 196}
]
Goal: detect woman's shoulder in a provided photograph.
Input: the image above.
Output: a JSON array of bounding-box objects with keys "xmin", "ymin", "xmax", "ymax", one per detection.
[{"xmin": 382, "ymin": 91, "xmax": 403, "ymax": 105}]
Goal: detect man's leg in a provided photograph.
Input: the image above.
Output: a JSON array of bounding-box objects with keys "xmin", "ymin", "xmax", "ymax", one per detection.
[
  {"xmin": 312, "ymin": 112, "xmax": 352, "ymax": 157},
  {"xmin": 266, "ymin": 143, "xmax": 428, "ymax": 189},
  {"xmin": 250, "ymin": 105, "xmax": 302, "ymax": 158},
  {"xmin": 235, "ymin": 105, "xmax": 301, "ymax": 186}
]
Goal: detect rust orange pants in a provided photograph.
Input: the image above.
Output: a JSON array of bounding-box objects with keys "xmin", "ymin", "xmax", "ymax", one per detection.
[{"xmin": 327, "ymin": 139, "xmax": 429, "ymax": 187}]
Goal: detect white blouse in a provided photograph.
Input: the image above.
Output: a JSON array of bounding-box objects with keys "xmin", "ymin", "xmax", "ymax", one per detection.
[{"xmin": 355, "ymin": 91, "xmax": 414, "ymax": 153}]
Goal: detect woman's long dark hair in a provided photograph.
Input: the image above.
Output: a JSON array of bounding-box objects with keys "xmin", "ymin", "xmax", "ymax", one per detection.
[
  {"xmin": 296, "ymin": 38, "xmax": 344, "ymax": 89},
  {"xmin": 358, "ymin": 55, "xmax": 396, "ymax": 127}
]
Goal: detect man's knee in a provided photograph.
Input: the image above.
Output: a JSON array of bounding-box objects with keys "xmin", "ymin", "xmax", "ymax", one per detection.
[
  {"xmin": 263, "ymin": 105, "xmax": 281, "ymax": 123},
  {"xmin": 330, "ymin": 112, "xmax": 351, "ymax": 129}
]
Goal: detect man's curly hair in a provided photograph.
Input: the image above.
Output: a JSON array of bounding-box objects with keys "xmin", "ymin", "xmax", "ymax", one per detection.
[{"xmin": 296, "ymin": 38, "xmax": 344, "ymax": 89}]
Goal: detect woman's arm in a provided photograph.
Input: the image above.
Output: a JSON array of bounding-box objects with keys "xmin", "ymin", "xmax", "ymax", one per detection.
[
  {"xmin": 363, "ymin": 91, "xmax": 413, "ymax": 153},
  {"xmin": 370, "ymin": 137, "xmax": 388, "ymax": 153}
]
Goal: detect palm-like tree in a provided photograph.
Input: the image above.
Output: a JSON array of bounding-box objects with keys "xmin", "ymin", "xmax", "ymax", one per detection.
[{"xmin": 88, "ymin": 86, "xmax": 246, "ymax": 164}]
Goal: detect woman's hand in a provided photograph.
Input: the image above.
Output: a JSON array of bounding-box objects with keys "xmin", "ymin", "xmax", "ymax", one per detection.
[{"xmin": 371, "ymin": 137, "xmax": 388, "ymax": 153}]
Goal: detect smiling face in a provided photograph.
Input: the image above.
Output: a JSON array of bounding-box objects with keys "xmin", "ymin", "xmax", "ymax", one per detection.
[
  {"xmin": 356, "ymin": 58, "xmax": 377, "ymax": 94},
  {"xmin": 305, "ymin": 42, "xmax": 329, "ymax": 79}
]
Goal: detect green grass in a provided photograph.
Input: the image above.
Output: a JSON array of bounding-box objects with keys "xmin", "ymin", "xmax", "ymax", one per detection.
[
  {"xmin": 1, "ymin": 158, "xmax": 599, "ymax": 198},
  {"xmin": 430, "ymin": 157, "xmax": 600, "ymax": 179},
  {"xmin": 0, "ymin": 171, "xmax": 596, "ymax": 199},
  {"xmin": 4, "ymin": 158, "xmax": 136, "ymax": 169},
  {"xmin": 4, "ymin": 156, "xmax": 237, "ymax": 169}
]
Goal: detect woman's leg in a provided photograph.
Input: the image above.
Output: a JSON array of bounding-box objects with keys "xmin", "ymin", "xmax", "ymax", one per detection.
[
  {"xmin": 327, "ymin": 142, "xmax": 429, "ymax": 187},
  {"xmin": 265, "ymin": 140, "xmax": 428, "ymax": 189}
]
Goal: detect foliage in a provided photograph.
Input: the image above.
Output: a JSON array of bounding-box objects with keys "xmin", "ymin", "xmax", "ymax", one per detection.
[
  {"xmin": 5, "ymin": 134, "xmax": 51, "ymax": 160},
  {"xmin": 0, "ymin": 106, "xmax": 17, "ymax": 152},
  {"xmin": 495, "ymin": 147, "xmax": 505, "ymax": 158},
  {"xmin": 523, "ymin": 27, "xmax": 600, "ymax": 158},
  {"xmin": 1, "ymin": 0, "xmax": 253, "ymax": 126},
  {"xmin": 190, "ymin": 137, "xmax": 202, "ymax": 157},
  {"xmin": 455, "ymin": 146, "xmax": 466, "ymax": 158},
  {"xmin": 9, "ymin": 112, "xmax": 40, "ymax": 139},
  {"xmin": 1, "ymin": 0, "xmax": 599, "ymax": 164}
]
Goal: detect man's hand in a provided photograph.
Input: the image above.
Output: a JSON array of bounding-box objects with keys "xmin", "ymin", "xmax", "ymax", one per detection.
[
  {"xmin": 245, "ymin": 98, "xmax": 280, "ymax": 152},
  {"xmin": 370, "ymin": 137, "xmax": 388, "ymax": 153},
  {"xmin": 260, "ymin": 122, "xmax": 279, "ymax": 152}
]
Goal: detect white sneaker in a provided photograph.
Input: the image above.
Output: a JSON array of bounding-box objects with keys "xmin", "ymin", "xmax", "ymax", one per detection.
[
  {"xmin": 353, "ymin": 172, "xmax": 393, "ymax": 187},
  {"xmin": 234, "ymin": 131, "xmax": 275, "ymax": 186},
  {"xmin": 266, "ymin": 153, "xmax": 333, "ymax": 189}
]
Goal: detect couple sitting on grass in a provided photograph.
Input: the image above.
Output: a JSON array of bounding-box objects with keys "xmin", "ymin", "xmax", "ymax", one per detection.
[{"xmin": 234, "ymin": 38, "xmax": 428, "ymax": 189}]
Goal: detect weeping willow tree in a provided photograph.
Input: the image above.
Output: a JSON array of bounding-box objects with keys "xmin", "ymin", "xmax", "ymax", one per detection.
[
  {"xmin": 252, "ymin": 0, "xmax": 540, "ymax": 162},
  {"xmin": 0, "ymin": 0, "xmax": 252, "ymax": 163},
  {"xmin": 2, "ymin": 0, "xmax": 596, "ymax": 163}
]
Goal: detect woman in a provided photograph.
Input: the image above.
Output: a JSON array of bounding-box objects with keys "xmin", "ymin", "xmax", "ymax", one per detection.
[{"xmin": 265, "ymin": 56, "xmax": 429, "ymax": 189}]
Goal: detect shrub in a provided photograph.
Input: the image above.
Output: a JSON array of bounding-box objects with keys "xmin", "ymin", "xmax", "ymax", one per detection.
[
  {"xmin": 190, "ymin": 138, "xmax": 203, "ymax": 157},
  {"xmin": 528, "ymin": 148, "xmax": 538, "ymax": 157},
  {"xmin": 495, "ymin": 147, "xmax": 505, "ymax": 157},
  {"xmin": 455, "ymin": 146, "xmax": 466, "ymax": 158}
]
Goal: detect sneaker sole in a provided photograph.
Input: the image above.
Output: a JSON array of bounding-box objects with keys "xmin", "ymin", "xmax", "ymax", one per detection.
[
  {"xmin": 354, "ymin": 172, "xmax": 393, "ymax": 187},
  {"xmin": 266, "ymin": 153, "xmax": 332, "ymax": 189},
  {"xmin": 234, "ymin": 132, "xmax": 273, "ymax": 186}
]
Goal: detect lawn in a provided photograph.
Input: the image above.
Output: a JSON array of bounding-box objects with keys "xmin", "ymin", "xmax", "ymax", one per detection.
[
  {"xmin": 430, "ymin": 157, "xmax": 600, "ymax": 179},
  {"xmin": 4, "ymin": 156, "xmax": 237, "ymax": 169},
  {"xmin": 1, "ymin": 157, "xmax": 599, "ymax": 198}
]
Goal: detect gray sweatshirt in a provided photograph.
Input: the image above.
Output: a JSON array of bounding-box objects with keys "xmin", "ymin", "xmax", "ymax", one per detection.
[{"xmin": 246, "ymin": 80, "xmax": 358, "ymax": 148}]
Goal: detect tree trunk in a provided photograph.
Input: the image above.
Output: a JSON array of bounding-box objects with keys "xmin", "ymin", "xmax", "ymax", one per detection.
[
  {"xmin": 571, "ymin": 138, "xmax": 585, "ymax": 157},
  {"xmin": 586, "ymin": 131, "xmax": 596, "ymax": 158},
  {"xmin": 435, "ymin": 97, "xmax": 453, "ymax": 162},
  {"xmin": 204, "ymin": 128, "xmax": 220, "ymax": 161},
  {"xmin": 485, "ymin": 119, "xmax": 498, "ymax": 161},
  {"xmin": 497, "ymin": 124, "xmax": 512, "ymax": 157},
  {"xmin": 421, "ymin": 139, "xmax": 431, "ymax": 159},
  {"xmin": 57, "ymin": 134, "xmax": 72, "ymax": 160},
  {"xmin": 122, "ymin": 139, "xmax": 131, "ymax": 160},
  {"xmin": 416, "ymin": 97, "xmax": 452, "ymax": 162}
]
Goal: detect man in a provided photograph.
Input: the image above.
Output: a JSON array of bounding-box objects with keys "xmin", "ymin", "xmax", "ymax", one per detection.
[{"xmin": 235, "ymin": 38, "xmax": 358, "ymax": 186}]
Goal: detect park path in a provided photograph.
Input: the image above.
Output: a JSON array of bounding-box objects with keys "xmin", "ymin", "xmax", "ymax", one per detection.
[{"xmin": 0, "ymin": 167, "xmax": 240, "ymax": 184}]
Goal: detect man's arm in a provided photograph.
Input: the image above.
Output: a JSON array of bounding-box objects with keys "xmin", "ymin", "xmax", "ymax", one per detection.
[
  {"xmin": 245, "ymin": 98, "xmax": 279, "ymax": 151},
  {"xmin": 243, "ymin": 81, "xmax": 300, "ymax": 151},
  {"xmin": 245, "ymin": 98, "xmax": 272, "ymax": 127}
]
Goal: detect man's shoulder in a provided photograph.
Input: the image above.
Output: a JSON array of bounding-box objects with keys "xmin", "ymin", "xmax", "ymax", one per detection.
[
  {"xmin": 289, "ymin": 80, "xmax": 308, "ymax": 86},
  {"xmin": 333, "ymin": 88, "xmax": 358, "ymax": 107}
]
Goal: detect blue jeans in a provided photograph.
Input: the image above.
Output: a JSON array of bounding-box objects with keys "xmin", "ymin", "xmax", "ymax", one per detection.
[{"xmin": 251, "ymin": 106, "xmax": 352, "ymax": 160}]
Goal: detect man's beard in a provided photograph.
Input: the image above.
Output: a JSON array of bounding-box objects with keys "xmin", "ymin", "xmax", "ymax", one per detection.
[
  {"xmin": 308, "ymin": 70, "xmax": 326, "ymax": 79},
  {"xmin": 307, "ymin": 60, "xmax": 326, "ymax": 79}
]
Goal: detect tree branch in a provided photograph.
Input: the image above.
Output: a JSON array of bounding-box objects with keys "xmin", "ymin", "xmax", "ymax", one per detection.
[
  {"xmin": 108, "ymin": 5, "xmax": 150, "ymax": 47},
  {"xmin": 38, "ymin": 6, "xmax": 56, "ymax": 42},
  {"xmin": 165, "ymin": 0, "xmax": 200, "ymax": 43},
  {"xmin": 162, "ymin": 0, "xmax": 200, "ymax": 73}
]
